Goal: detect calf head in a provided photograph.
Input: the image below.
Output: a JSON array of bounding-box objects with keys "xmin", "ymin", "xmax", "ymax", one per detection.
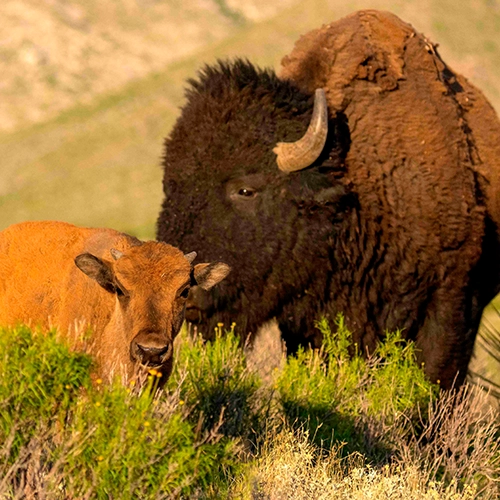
[{"xmin": 75, "ymin": 242, "xmax": 230, "ymax": 381}]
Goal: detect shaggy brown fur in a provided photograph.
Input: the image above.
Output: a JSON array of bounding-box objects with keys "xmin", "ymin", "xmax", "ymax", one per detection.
[
  {"xmin": 279, "ymin": 10, "xmax": 500, "ymax": 384},
  {"xmin": 281, "ymin": 10, "xmax": 500, "ymax": 234},
  {"xmin": 0, "ymin": 221, "xmax": 229, "ymax": 383}
]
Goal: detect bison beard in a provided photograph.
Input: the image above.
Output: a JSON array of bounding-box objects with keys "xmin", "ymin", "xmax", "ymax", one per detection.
[{"xmin": 157, "ymin": 10, "xmax": 500, "ymax": 389}]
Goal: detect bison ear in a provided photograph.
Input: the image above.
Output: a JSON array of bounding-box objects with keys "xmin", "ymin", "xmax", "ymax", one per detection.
[
  {"xmin": 75, "ymin": 253, "xmax": 117, "ymax": 294},
  {"xmin": 192, "ymin": 262, "xmax": 231, "ymax": 291}
]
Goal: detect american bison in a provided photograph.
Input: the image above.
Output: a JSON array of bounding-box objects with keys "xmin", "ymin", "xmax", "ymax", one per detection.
[
  {"xmin": 0, "ymin": 221, "xmax": 230, "ymax": 383},
  {"xmin": 157, "ymin": 10, "xmax": 500, "ymax": 389}
]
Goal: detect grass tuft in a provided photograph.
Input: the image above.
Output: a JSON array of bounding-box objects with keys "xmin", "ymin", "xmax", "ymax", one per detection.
[{"xmin": 276, "ymin": 315, "xmax": 439, "ymax": 456}]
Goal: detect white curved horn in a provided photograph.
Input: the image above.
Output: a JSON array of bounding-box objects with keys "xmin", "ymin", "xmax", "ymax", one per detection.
[{"xmin": 273, "ymin": 89, "xmax": 329, "ymax": 173}]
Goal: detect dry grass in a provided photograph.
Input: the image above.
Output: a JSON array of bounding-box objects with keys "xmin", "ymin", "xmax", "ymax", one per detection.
[
  {"xmin": 231, "ymin": 429, "xmax": 478, "ymax": 499},
  {"xmin": 398, "ymin": 385, "xmax": 500, "ymax": 498},
  {"xmin": 230, "ymin": 386, "xmax": 499, "ymax": 499}
]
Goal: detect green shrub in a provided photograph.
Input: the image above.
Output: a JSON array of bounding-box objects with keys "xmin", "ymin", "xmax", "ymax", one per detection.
[
  {"xmin": 0, "ymin": 325, "xmax": 241, "ymax": 498},
  {"xmin": 0, "ymin": 325, "xmax": 92, "ymax": 460},
  {"xmin": 58, "ymin": 381, "xmax": 241, "ymax": 498},
  {"xmin": 2, "ymin": 320, "xmax": 494, "ymax": 499},
  {"xmin": 169, "ymin": 325, "xmax": 264, "ymax": 441},
  {"xmin": 275, "ymin": 315, "xmax": 439, "ymax": 455}
]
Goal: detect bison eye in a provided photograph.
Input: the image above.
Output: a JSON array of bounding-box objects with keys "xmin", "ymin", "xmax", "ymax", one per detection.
[
  {"xmin": 226, "ymin": 176, "xmax": 263, "ymax": 212},
  {"xmin": 179, "ymin": 287, "xmax": 190, "ymax": 299},
  {"xmin": 237, "ymin": 187, "xmax": 256, "ymax": 198}
]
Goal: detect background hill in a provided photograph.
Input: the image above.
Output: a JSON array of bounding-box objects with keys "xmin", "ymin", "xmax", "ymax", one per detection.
[{"xmin": 1, "ymin": 0, "xmax": 500, "ymax": 238}]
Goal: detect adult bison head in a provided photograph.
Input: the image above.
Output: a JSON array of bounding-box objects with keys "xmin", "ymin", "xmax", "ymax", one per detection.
[{"xmin": 157, "ymin": 60, "xmax": 352, "ymax": 348}]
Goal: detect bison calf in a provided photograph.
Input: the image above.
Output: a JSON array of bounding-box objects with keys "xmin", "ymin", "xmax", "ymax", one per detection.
[{"xmin": 0, "ymin": 221, "xmax": 230, "ymax": 384}]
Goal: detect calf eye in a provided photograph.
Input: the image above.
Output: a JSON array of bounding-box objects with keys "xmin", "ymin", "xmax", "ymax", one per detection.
[
  {"xmin": 115, "ymin": 286, "xmax": 130, "ymax": 306},
  {"xmin": 179, "ymin": 287, "xmax": 190, "ymax": 299},
  {"xmin": 237, "ymin": 187, "xmax": 256, "ymax": 198},
  {"xmin": 116, "ymin": 286, "xmax": 129, "ymax": 299}
]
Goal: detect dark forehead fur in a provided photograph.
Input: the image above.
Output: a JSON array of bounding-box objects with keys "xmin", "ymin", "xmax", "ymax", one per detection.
[
  {"xmin": 164, "ymin": 59, "xmax": 317, "ymax": 180},
  {"xmin": 186, "ymin": 59, "xmax": 306, "ymax": 104}
]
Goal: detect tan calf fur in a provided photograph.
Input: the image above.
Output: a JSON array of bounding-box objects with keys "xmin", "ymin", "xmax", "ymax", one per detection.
[{"xmin": 0, "ymin": 221, "xmax": 230, "ymax": 384}]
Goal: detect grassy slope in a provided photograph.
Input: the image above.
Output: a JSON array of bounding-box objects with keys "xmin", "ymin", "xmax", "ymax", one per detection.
[
  {"xmin": 1, "ymin": 0, "xmax": 499, "ymax": 239},
  {"xmin": 0, "ymin": 0, "xmax": 243, "ymax": 131}
]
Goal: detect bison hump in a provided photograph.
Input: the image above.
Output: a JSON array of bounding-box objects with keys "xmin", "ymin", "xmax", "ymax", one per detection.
[
  {"xmin": 280, "ymin": 10, "xmax": 420, "ymax": 109},
  {"xmin": 280, "ymin": 10, "xmax": 500, "ymax": 253}
]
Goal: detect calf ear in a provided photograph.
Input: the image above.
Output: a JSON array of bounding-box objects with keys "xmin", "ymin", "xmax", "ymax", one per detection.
[
  {"xmin": 193, "ymin": 262, "xmax": 231, "ymax": 291},
  {"xmin": 75, "ymin": 253, "xmax": 117, "ymax": 294}
]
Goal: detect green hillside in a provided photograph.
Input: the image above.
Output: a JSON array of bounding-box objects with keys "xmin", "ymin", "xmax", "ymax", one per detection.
[
  {"xmin": 1, "ymin": 0, "xmax": 500, "ymax": 238},
  {"xmin": 0, "ymin": 0, "xmax": 274, "ymax": 132}
]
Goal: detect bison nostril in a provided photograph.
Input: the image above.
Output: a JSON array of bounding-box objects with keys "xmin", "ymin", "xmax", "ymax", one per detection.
[{"xmin": 132, "ymin": 342, "xmax": 172, "ymax": 366}]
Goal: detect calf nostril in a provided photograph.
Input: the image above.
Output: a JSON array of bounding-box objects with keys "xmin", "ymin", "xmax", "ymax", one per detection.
[{"xmin": 133, "ymin": 342, "xmax": 172, "ymax": 366}]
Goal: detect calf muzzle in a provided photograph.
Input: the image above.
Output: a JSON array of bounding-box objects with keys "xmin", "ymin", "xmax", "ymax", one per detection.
[{"xmin": 130, "ymin": 332, "xmax": 173, "ymax": 367}]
